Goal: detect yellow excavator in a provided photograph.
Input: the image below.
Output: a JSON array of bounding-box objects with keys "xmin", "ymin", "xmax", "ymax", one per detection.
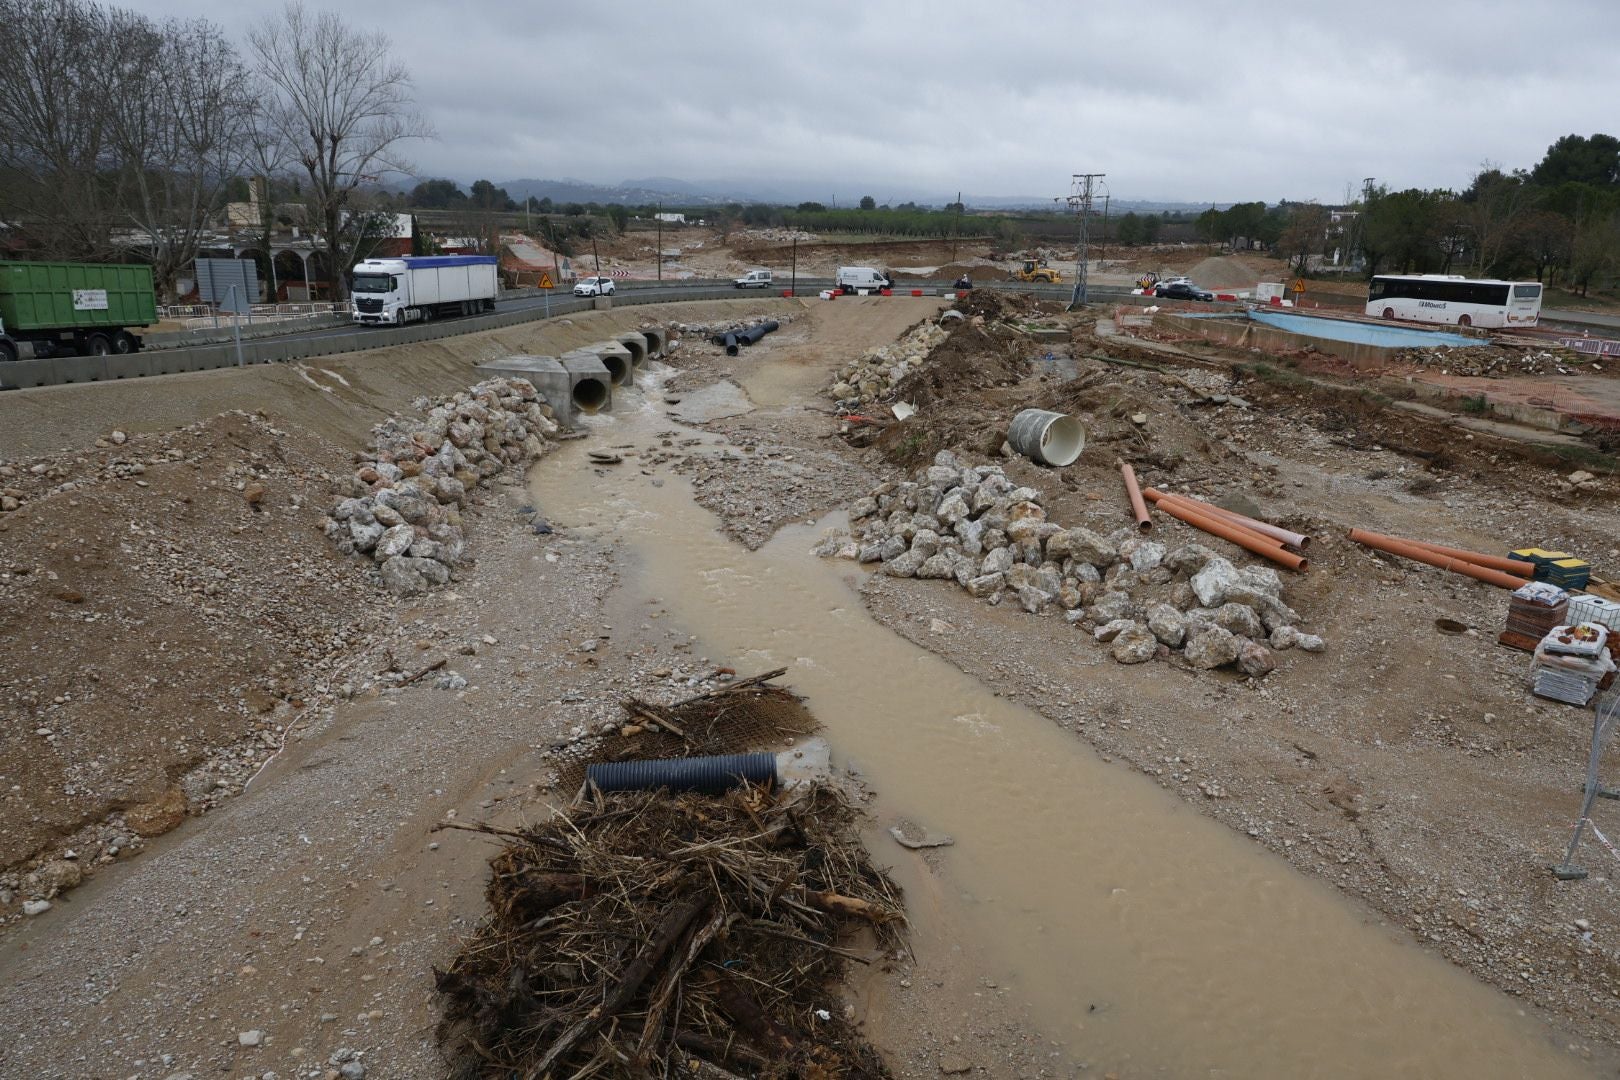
[{"xmin": 1015, "ymin": 259, "xmax": 1062, "ymax": 284}]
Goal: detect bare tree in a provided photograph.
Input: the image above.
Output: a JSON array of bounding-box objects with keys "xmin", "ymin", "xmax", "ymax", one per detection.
[
  {"xmin": 1277, "ymin": 204, "xmax": 1329, "ymax": 275},
  {"xmin": 103, "ymin": 14, "xmax": 253, "ymax": 301},
  {"xmin": 0, "ymin": 0, "xmax": 118, "ymax": 257},
  {"xmin": 248, "ymin": 3, "xmax": 430, "ymax": 298}
]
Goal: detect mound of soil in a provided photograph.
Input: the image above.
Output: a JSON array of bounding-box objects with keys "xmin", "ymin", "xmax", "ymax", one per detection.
[{"xmin": 0, "ymin": 413, "xmax": 380, "ymax": 873}]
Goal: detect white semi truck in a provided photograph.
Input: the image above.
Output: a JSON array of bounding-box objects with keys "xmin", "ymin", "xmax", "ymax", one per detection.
[{"xmin": 350, "ymin": 255, "xmax": 499, "ymax": 325}]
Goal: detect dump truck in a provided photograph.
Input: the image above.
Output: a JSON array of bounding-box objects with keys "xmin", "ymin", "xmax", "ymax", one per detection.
[
  {"xmin": 0, "ymin": 261, "xmax": 158, "ymax": 361},
  {"xmin": 350, "ymin": 255, "xmax": 498, "ymax": 325},
  {"xmin": 1015, "ymin": 259, "xmax": 1062, "ymax": 284}
]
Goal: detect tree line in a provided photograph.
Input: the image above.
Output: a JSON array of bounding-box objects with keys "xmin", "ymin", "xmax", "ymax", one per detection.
[
  {"xmin": 0, "ymin": 0, "xmax": 428, "ymax": 300},
  {"xmin": 1188, "ymin": 135, "xmax": 1620, "ymax": 294}
]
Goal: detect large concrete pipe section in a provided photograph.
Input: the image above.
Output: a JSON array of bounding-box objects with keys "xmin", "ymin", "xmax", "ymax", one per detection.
[
  {"xmin": 614, "ymin": 333, "xmax": 649, "ymax": 373},
  {"xmin": 559, "ymin": 352, "xmax": 614, "ymax": 414},
  {"xmin": 474, "ymin": 355, "xmax": 578, "ymax": 427},
  {"xmin": 641, "ymin": 327, "xmax": 667, "ymax": 359},
  {"xmin": 580, "ymin": 341, "xmax": 634, "ymax": 388}
]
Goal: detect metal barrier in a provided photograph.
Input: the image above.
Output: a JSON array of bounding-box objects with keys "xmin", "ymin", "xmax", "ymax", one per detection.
[{"xmin": 1561, "ymin": 337, "xmax": 1620, "ymax": 357}]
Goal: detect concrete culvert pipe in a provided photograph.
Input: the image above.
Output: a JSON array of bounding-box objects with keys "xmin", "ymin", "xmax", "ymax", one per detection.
[
  {"xmin": 585, "ymin": 751, "xmax": 776, "ymax": 795},
  {"xmin": 615, "ymin": 333, "xmax": 648, "ymax": 370},
  {"xmin": 599, "ymin": 353, "xmax": 629, "ymax": 385},
  {"xmin": 641, "ymin": 328, "xmax": 666, "ymax": 358},
  {"xmin": 1007, "ymin": 409, "xmax": 1086, "ymax": 467},
  {"xmin": 572, "ymin": 376, "xmax": 610, "ymax": 414}
]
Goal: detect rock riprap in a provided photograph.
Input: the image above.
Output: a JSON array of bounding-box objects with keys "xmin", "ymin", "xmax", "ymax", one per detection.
[
  {"xmin": 323, "ymin": 377, "xmax": 560, "ymax": 596},
  {"xmin": 817, "ymin": 451, "xmax": 1324, "ymax": 674},
  {"xmin": 829, "ymin": 319, "xmax": 952, "ymax": 405}
]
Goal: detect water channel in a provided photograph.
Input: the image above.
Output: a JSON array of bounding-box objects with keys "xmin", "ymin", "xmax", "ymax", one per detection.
[{"xmin": 528, "ymin": 378, "xmax": 1596, "ymax": 1078}]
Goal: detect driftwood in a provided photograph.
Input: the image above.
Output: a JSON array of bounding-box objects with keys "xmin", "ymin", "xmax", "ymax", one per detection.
[
  {"xmin": 526, "ymin": 886, "xmax": 714, "ymax": 1077},
  {"xmin": 435, "ymin": 784, "xmax": 902, "ymax": 1079}
]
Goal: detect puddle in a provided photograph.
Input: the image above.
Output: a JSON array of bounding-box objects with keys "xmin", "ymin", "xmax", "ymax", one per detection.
[
  {"xmin": 667, "ymin": 379, "xmax": 754, "ymax": 422},
  {"xmin": 529, "ymin": 384, "xmax": 1598, "ymax": 1077}
]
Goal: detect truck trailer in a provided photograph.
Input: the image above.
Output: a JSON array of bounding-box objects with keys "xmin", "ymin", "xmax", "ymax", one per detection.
[
  {"xmin": 0, "ymin": 261, "xmax": 158, "ymax": 361},
  {"xmin": 350, "ymin": 255, "xmax": 499, "ymax": 326}
]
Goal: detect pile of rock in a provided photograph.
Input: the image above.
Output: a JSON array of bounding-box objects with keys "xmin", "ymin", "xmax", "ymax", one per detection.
[
  {"xmin": 1393, "ymin": 344, "xmax": 1581, "ymax": 378},
  {"xmin": 829, "ymin": 318, "xmax": 952, "ymax": 405},
  {"xmin": 323, "ymin": 377, "xmax": 560, "ymax": 596},
  {"xmin": 817, "ymin": 451, "xmax": 1323, "ymax": 676}
]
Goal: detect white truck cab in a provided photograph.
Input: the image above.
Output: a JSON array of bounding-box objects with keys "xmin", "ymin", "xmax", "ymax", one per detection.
[
  {"xmin": 835, "ymin": 266, "xmax": 890, "ymax": 294},
  {"xmin": 734, "ymin": 269, "xmax": 773, "ymax": 289}
]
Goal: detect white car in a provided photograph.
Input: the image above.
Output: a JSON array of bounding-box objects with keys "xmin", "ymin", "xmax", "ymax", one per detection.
[{"xmin": 574, "ymin": 276, "xmax": 617, "ymax": 297}]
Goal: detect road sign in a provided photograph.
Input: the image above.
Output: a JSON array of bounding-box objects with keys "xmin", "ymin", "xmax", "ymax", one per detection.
[
  {"xmin": 196, "ymin": 258, "xmax": 259, "ymax": 312},
  {"xmin": 538, "ymin": 271, "xmax": 554, "ymax": 289},
  {"xmin": 1291, "ymin": 278, "xmax": 1306, "ymax": 294}
]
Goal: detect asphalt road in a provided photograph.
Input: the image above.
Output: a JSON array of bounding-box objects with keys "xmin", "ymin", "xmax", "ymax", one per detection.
[{"xmin": 1543, "ymin": 308, "xmax": 1620, "ymax": 332}]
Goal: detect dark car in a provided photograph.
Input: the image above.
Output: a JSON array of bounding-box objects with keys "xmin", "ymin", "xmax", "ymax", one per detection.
[{"xmin": 1154, "ymin": 281, "xmax": 1215, "ymax": 302}]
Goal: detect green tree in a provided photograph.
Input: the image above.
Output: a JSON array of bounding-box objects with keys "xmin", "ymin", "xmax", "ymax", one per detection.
[
  {"xmin": 858, "ymin": 195, "xmax": 876, "ymax": 210},
  {"xmin": 796, "ymin": 201, "xmax": 825, "ymax": 212},
  {"xmin": 1570, "ymin": 212, "xmax": 1620, "ymax": 296},
  {"xmin": 1139, "ymin": 214, "xmax": 1161, "ymax": 244},
  {"xmin": 1116, "ymin": 211, "xmax": 1141, "ymax": 246},
  {"xmin": 408, "ymin": 178, "xmax": 465, "ymax": 208},
  {"xmin": 1531, "ymin": 134, "xmax": 1620, "ymax": 189},
  {"xmin": 605, "ymin": 202, "xmax": 629, "ymax": 234}
]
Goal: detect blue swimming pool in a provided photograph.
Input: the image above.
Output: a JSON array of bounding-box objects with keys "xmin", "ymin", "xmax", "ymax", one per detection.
[{"xmin": 1248, "ymin": 310, "xmax": 1477, "ymax": 348}]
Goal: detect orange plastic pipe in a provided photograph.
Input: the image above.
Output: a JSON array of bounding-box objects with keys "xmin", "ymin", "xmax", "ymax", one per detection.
[
  {"xmin": 1121, "ymin": 463, "xmax": 1152, "ymax": 533},
  {"xmin": 1145, "ymin": 489, "xmax": 1286, "ymax": 552},
  {"xmin": 1403, "ymin": 539, "xmax": 1532, "ymax": 578},
  {"xmin": 1347, "ymin": 529, "xmax": 1523, "ymax": 589},
  {"xmin": 1154, "ymin": 497, "xmax": 1308, "ymax": 571},
  {"xmin": 1146, "ymin": 489, "xmax": 1311, "ymax": 551}
]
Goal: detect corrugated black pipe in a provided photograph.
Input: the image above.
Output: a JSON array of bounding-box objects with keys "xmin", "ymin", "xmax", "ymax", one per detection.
[
  {"xmin": 735, "ymin": 320, "xmax": 780, "ymax": 346},
  {"xmin": 585, "ymin": 751, "xmax": 776, "ymax": 795},
  {"xmin": 723, "ymin": 332, "xmax": 739, "ymax": 357}
]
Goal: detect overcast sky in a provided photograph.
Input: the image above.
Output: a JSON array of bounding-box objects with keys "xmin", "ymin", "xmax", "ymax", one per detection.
[{"xmin": 127, "ymin": 0, "xmax": 1620, "ymax": 205}]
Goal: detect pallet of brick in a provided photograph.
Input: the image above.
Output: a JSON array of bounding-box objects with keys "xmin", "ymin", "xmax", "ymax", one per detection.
[{"xmin": 1503, "ymin": 581, "xmax": 1570, "ymax": 649}]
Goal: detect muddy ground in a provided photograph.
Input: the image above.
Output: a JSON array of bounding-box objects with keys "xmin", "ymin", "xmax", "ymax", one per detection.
[{"xmin": 2, "ymin": 292, "xmax": 1620, "ymax": 1075}]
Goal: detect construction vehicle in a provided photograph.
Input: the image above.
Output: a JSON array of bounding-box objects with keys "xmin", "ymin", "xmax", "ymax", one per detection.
[
  {"xmin": 1016, "ymin": 259, "xmax": 1062, "ymax": 284},
  {"xmin": 0, "ymin": 261, "xmax": 157, "ymax": 360}
]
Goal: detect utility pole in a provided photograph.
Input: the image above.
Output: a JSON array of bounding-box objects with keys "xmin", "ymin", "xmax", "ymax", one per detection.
[
  {"xmin": 656, "ymin": 203, "xmax": 662, "ymax": 282},
  {"xmin": 791, "ymin": 236, "xmax": 798, "ymax": 297},
  {"xmin": 1061, "ymin": 172, "xmax": 1106, "ymax": 308},
  {"xmin": 1099, "ymin": 193, "xmax": 1111, "ymax": 266},
  {"xmin": 951, "ymin": 190, "xmax": 962, "ymax": 263}
]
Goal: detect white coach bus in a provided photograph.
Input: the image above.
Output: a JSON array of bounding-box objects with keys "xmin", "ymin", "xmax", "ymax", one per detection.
[{"xmin": 1366, "ymin": 274, "xmax": 1543, "ymax": 328}]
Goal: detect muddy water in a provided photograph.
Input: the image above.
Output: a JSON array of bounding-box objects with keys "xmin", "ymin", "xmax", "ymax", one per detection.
[{"xmin": 530, "ymin": 392, "xmax": 1596, "ymax": 1078}]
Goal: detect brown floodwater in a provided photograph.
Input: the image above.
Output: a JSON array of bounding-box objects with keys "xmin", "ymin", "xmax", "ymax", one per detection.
[{"xmin": 529, "ymin": 383, "xmax": 1598, "ymax": 1079}]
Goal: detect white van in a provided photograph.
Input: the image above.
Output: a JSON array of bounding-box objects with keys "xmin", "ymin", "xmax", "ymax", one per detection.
[
  {"xmin": 835, "ymin": 266, "xmax": 890, "ymax": 294},
  {"xmin": 734, "ymin": 269, "xmax": 773, "ymax": 289}
]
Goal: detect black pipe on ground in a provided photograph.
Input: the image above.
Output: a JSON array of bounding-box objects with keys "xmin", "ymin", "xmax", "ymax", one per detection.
[
  {"xmin": 585, "ymin": 751, "xmax": 776, "ymax": 795},
  {"xmin": 722, "ymin": 333, "xmax": 739, "ymax": 356},
  {"xmin": 735, "ymin": 320, "xmax": 780, "ymax": 346}
]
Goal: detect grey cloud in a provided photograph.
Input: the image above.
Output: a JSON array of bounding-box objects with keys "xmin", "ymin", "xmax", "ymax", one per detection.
[{"xmin": 122, "ymin": 0, "xmax": 1620, "ymax": 202}]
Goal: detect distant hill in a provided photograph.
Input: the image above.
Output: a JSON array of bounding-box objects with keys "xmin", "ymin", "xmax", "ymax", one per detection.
[{"xmin": 473, "ymin": 176, "xmax": 1235, "ymax": 213}]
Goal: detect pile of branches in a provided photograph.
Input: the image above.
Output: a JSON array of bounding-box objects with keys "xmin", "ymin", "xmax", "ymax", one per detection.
[{"xmin": 435, "ymin": 784, "xmax": 904, "ymax": 1079}]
